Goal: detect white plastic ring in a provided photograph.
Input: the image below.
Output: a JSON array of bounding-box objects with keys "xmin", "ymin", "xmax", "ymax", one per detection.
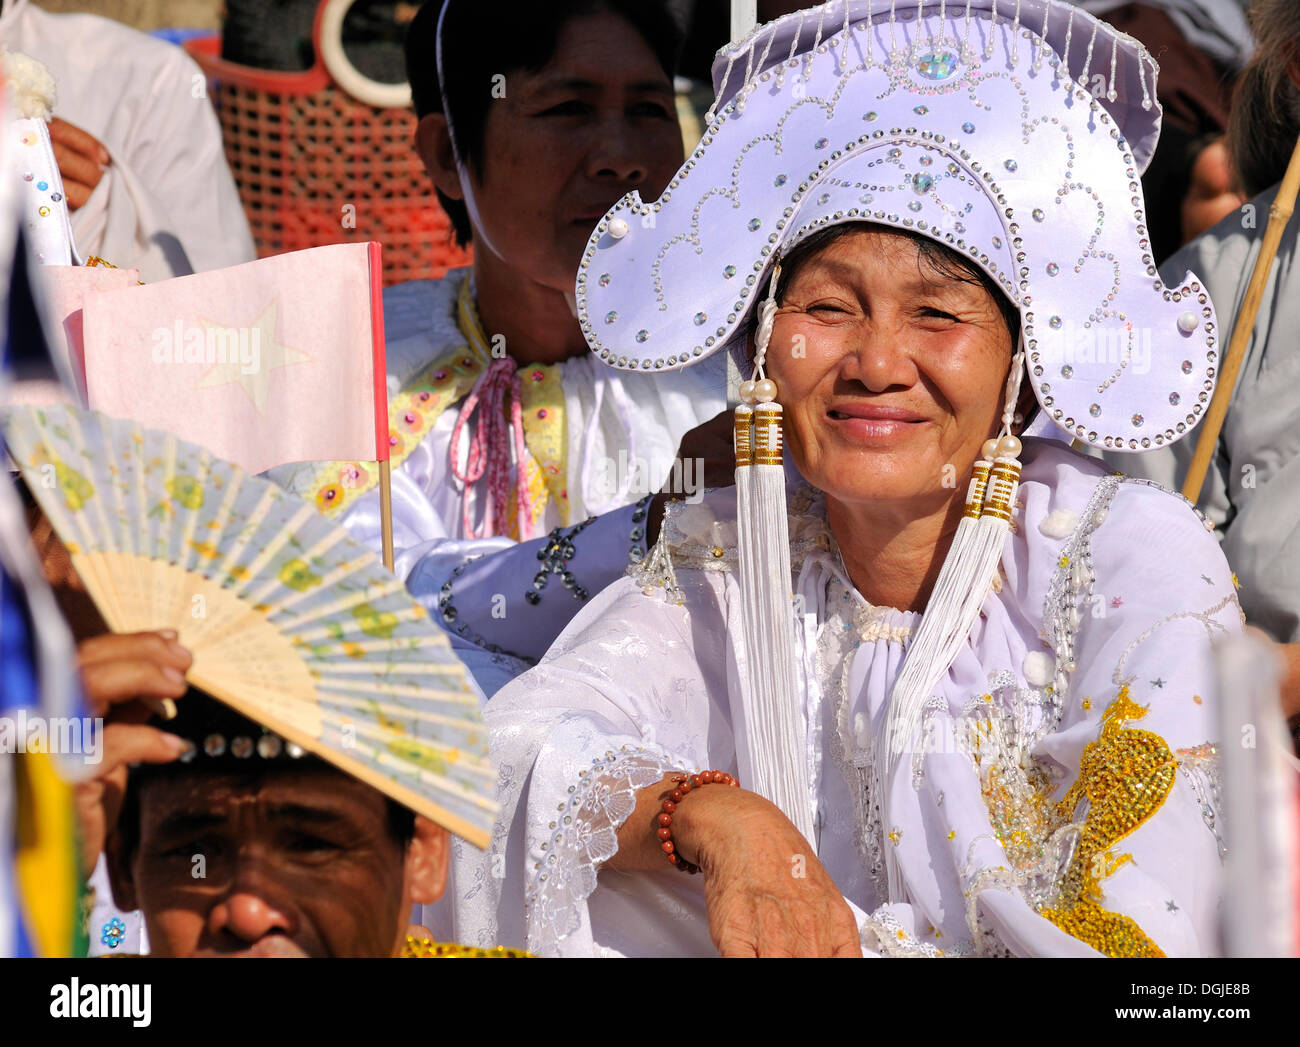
[{"xmin": 318, "ymin": 0, "xmax": 413, "ymax": 109}]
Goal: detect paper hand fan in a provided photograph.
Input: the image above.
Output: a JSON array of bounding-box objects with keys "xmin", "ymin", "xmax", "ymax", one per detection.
[{"xmin": 3, "ymin": 402, "xmax": 496, "ymax": 848}]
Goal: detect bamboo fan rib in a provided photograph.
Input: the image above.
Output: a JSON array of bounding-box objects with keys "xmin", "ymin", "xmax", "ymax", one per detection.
[{"xmin": 2, "ymin": 403, "xmax": 497, "ymax": 848}]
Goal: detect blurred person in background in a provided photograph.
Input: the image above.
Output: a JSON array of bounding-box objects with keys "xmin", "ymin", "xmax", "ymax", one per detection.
[
  {"xmin": 271, "ymin": 0, "xmax": 730, "ymax": 700},
  {"xmin": 1108, "ymin": 0, "xmax": 1300, "ymax": 740},
  {"xmin": 0, "ymin": 0, "xmax": 255, "ymax": 280}
]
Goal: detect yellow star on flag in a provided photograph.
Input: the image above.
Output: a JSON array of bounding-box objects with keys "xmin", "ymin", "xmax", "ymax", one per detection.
[{"xmin": 195, "ymin": 297, "xmax": 311, "ymax": 414}]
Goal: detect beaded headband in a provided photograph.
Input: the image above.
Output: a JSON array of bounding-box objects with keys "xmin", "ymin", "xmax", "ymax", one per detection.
[
  {"xmin": 145, "ymin": 690, "xmax": 322, "ymax": 772},
  {"xmin": 575, "ymin": 0, "xmax": 1219, "ymax": 454}
]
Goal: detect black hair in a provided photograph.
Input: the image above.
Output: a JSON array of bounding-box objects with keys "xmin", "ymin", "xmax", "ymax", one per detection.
[
  {"xmin": 741, "ymin": 221, "xmax": 1034, "ymax": 429},
  {"xmin": 406, "ymin": 0, "xmax": 685, "ymax": 247},
  {"xmin": 771, "ymin": 223, "xmax": 1022, "ymax": 345},
  {"xmin": 115, "ymin": 687, "xmax": 418, "ymax": 860}
]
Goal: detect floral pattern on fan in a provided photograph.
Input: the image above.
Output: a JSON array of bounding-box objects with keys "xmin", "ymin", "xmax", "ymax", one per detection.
[{"xmin": 3, "ymin": 403, "xmax": 497, "ymax": 847}]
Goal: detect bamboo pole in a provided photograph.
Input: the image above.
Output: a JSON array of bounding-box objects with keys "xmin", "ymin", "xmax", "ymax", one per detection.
[
  {"xmin": 1183, "ymin": 133, "xmax": 1300, "ymax": 503},
  {"xmin": 379, "ymin": 458, "xmax": 394, "ymax": 572}
]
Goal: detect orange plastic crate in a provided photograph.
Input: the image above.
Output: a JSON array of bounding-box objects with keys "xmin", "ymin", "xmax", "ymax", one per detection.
[{"xmin": 184, "ymin": 32, "xmax": 471, "ymax": 286}]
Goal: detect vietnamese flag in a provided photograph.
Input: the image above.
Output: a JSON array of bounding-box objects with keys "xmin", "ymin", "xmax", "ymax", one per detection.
[{"xmin": 79, "ymin": 243, "xmax": 388, "ymax": 476}]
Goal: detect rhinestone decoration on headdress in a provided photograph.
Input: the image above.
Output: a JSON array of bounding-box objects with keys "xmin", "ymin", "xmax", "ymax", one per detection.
[{"xmin": 575, "ymin": 0, "xmax": 1218, "ymax": 453}]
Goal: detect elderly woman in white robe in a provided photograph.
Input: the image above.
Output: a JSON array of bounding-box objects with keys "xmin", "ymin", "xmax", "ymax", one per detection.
[{"xmin": 463, "ymin": 0, "xmax": 1241, "ymax": 957}]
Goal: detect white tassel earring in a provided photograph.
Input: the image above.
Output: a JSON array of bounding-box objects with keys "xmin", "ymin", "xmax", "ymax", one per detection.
[
  {"xmin": 733, "ymin": 264, "xmax": 817, "ymax": 845},
  {"xmin": 875, "ymin": 333, "xmax": 1027, "ymax": 900}
]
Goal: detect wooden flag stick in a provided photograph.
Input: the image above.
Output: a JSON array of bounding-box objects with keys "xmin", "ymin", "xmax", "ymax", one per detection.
[
  {"xmin": 379, "ymin": 458, "xmax": 394, "ymax": 572},
  {"xmin": 1183, "ymin": 132, "xmax": 1300, "ymax": 504}
]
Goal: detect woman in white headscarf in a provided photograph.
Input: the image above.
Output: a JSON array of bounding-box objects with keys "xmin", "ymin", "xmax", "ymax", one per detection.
[{"xmin": 461, "ymin": 0, "xmax": 1241, "ymax": 958}]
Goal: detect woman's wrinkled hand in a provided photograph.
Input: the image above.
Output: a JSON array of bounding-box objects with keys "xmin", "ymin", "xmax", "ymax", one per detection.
[
  {"xmin": 675, "ymin": 785, "xmax": 861, "ymax": 957},
  {"xmin": 74, "ymin": 631, "xmax": 192, "ymax": 880}
]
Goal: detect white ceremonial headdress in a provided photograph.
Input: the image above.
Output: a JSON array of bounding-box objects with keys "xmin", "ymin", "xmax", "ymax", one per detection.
[
  {"xmin": 577, "ymin": 0, "xmax": 1219, "ymax": 450},
  {"xmin": 576, "ymin": 0, "xmax": 1220, "ymax": 897}
]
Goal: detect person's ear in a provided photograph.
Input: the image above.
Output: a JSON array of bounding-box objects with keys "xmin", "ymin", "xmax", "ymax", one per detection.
[
  {"xmin": 404, "ymin": 816, "xmax": 450, "ymax": 905},
  {"xmin": 414, "ymin": 114, "xmax": 465, "ymax": 202},
  {"xmin": 1012, "ymin": 368, "xmax": 1038, "ymax": 437},
  {"xmin": 104, "ymin": 829, "xmax": 139, "ymax": 913}
]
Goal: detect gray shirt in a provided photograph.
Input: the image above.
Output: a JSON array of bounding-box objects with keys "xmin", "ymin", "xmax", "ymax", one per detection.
[{"xmin": 1109, "ymin": 183, "xmax": 1300, "ymax": 642}]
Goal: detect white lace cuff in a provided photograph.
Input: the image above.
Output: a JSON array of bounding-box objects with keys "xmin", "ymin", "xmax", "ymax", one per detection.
[{"xmin": 525, "ymin": 745, "xmax": 679, "ymax": 956}]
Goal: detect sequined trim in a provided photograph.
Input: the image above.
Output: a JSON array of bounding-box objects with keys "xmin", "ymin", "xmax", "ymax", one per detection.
[
  {"xmin": 962, "ymin": 866, "xmax": 1026, "ymax": 957},
  {"xmin": 822, "ymin": 577, "xmax": 889, "ymax": 905},
  {"xmin": 401, "ymin": 936, "xmax": 532, "ymax": 958},
  {"xmin": 1113, "ymin": 592, "xmax": 1244, "ymax": 688},
  {"xmin": 860, "ymin": 908, "xmax": 945, "ymax": 957},
  {"xmin": 963, "ymin": 674, "xmax": 1069, "ymax": 877},
  {"xmin": 1119, "ymin": 475, "xmax": 1215, "ymax": 532},
  {"xmin": 1038, "ymin": 688, "xmax": 1176, "ymax": 957},
  {"xmin": 1041, "ymin": 475, "xmax": 1120, "ymax": 719}
]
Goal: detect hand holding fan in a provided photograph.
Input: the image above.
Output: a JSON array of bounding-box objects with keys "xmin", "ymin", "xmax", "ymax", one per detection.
[{"xmin": 3, "ymin": 403, "xmax": 496, "ymax": 847}]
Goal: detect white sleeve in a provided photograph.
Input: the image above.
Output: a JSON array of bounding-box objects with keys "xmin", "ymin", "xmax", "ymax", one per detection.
[
  {"xmin": 68, "ymin": 46, "xmax": 255, "ymax": 279},
  {"xmin": 474, "ymin": 573, "xmax": 732, "ymax": 956}
]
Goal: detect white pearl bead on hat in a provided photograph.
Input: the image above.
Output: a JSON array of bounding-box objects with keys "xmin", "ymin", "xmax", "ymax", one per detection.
[{"xmin": 608, "ymin": 218, "xmax": 629, "ymax": 240}]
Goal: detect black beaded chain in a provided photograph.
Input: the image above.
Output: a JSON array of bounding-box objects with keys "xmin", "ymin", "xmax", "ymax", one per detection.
[
  {"xmin": 525, "ymin": 517, "xmax": 598, "ymax": 605},
  {"xmin": 437, "ymin": 556, "xmax": 537, "ymax": 666},
  {"xmin": 627, "ymin": 493, "xmax": 653, "ymax": 564}
]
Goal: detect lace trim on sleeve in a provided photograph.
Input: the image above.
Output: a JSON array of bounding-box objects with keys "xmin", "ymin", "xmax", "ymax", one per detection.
[
  {"xmin": 860, "ymin": 907, "xmax": 946, "ymax": 957},
  {"xmin": 524, "ymin": 746, "xmax": 679, "ymax": 956}
]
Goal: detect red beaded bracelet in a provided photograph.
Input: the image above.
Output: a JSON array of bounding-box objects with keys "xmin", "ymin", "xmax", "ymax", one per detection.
[{"xmin": 656, "ymin": 770, "xmax": 740, "ymax": 874}]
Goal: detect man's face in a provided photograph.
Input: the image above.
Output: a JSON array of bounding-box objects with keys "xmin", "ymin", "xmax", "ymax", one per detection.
[{"xmin": 109, "ymin": 766, "xmax": 446, "ymax": 957}]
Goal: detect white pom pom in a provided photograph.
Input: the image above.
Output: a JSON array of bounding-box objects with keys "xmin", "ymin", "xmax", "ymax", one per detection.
[
  {"xmin": 1, "ymin": 50, "xmax": 56, "ymax": 120},
  {"xmin": 1023, "ymin": 651, "xmax": 1056, "ymax": 687},
  {"xmin": 1038, "ymin": 508, "xmax": 1078, "ymax": 539}
]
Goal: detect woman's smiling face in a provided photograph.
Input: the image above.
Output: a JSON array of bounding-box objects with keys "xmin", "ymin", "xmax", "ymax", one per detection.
[{"xmin": 765, "ymin": 225, "xmax": 1018, "ymax": 514}]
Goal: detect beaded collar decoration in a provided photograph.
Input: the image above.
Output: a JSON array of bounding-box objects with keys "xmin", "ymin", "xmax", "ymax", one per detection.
[{"xmin": 575, "ymin": 0, "xmax": 1219, "ymax": 454}]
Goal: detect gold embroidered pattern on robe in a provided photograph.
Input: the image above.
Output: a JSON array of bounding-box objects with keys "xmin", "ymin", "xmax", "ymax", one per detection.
[{"xmin": 1039, "ymin": 686, "xmax": 1177, "ymax": 957}]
